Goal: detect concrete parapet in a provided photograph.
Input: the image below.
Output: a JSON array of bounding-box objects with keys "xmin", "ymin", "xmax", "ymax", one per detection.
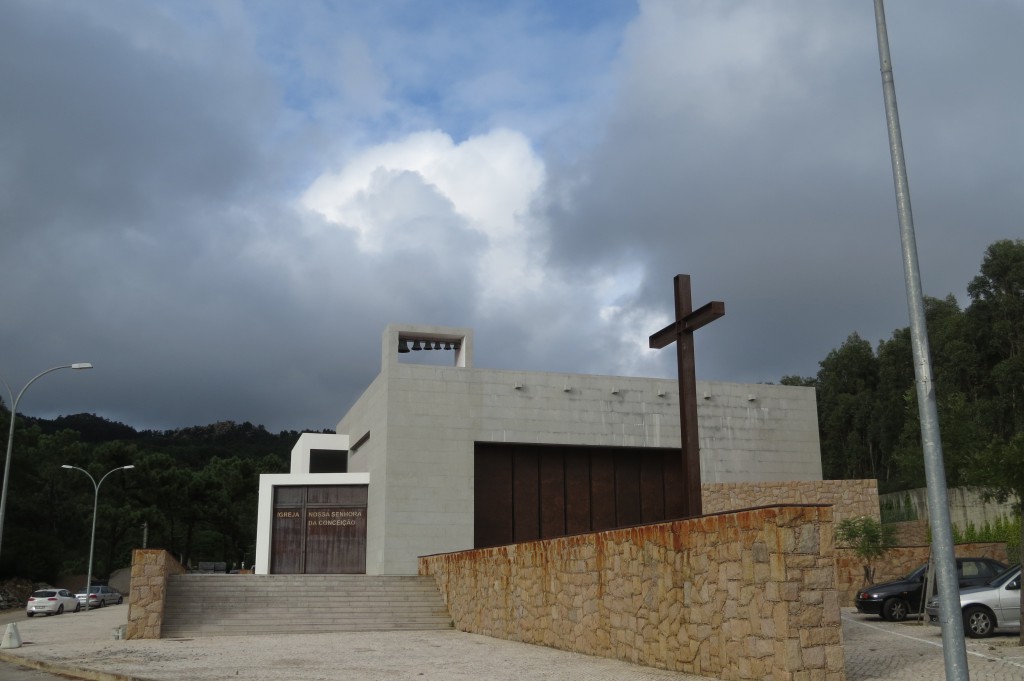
[
  {"xmin": 420, "ymin": 505, "xmax": 844, "ymax": 681},
  {"xmin": 126, "ymin": 549, "xmax": 186, "ymax": 640}
]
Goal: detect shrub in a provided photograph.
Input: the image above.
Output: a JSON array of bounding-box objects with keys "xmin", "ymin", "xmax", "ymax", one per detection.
[{"xmin": 836, "ymin": 516, "xmax": 897, "ymax": 583}]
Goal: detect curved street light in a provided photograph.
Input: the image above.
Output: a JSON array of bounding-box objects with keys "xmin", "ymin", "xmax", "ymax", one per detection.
[
  {"xmin": 0, "ymin": 363, "xmax": 93, "ymax": 561},
  {"xmin": 61, "ymin": 464, "xmax": 134, "ymax": 610}
]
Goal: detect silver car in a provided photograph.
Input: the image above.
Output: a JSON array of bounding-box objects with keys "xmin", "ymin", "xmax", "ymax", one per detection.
[
  {"xmin": 75, "ymin": 585, "xmax": 124, "ymax": 608},
  {"xmin": 926, "ymin": 564, "xmax": 1021, "ymax": 638}
]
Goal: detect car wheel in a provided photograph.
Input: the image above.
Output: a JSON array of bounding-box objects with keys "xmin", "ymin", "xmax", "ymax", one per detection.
[
  {"xmin": 26, "ymin": 613, "xmax": 33, "ymax": 618},
  {"xmin": 117, "ymin": 596, "xmax": 123, "ymax": 605},
  {"xmin": 74, "ymin": 602, "xmax": 81, "ymax": 613},
  {"xmin": 98, "ymin": 598, "xmax": 104, "ymax": 608},
  {"xmin": 964, "ymin": 606, "xmax": 995, "ymax": 638},
  {"xmin": 57, "ymin": 605, "xmax": 64, "ymax": 615},
  {"xmin": 882, "ymin": 597, "xmax": 910, "ymax": 622}
]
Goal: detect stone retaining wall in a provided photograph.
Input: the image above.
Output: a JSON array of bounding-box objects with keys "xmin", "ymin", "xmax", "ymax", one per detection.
[
  {"xmin": 126, "ymin": 549, "xmax": 186, "ymax": 640},
  {"xmin": 887, "ymin": 520, "xmax": 929, "ymax": 546},
  {"xmin": 420, "ymin": 505, "xmax": 844, "ymax": 681},
  {"xmin": 703, "ymin": 480, "xmax": 878, "ymax": 526}
]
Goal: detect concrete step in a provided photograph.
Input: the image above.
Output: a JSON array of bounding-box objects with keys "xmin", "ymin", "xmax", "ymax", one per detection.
[{"xmin": 160, "ymin": 574, "xmax": 453, "ymax": 638}]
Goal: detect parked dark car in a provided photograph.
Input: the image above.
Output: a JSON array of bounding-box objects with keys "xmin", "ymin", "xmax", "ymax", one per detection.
[{"xmin": 855, "ymin": 557, "xmax": 1008, "ymax": 621}]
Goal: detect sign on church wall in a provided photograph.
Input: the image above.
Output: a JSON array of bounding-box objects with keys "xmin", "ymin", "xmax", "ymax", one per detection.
[{"xmin": 271, "ymin": 485, "xmax": 368, "ymax": 574}]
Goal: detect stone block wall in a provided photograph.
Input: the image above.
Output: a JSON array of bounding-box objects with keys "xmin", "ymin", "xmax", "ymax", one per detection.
[
  {"xmin": 703, "ymin": 480, "xmax": 878, "ymax": 526},
  {"xmin": 126, "ymin": 549, "xmax": 186, "ymax": 640},
  {"xmin": 420, "ymin": 505, "xmax": 844, "ymax": 681},
  {"xmin": 835, "ymin": 542, "xmax": 1009, "ymax": 606},
  {"xmin": 887, "ymin": 520, "xmax": 929, "ymax": 546}
]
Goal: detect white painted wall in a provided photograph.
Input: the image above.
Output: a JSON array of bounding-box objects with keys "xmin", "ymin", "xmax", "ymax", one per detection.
[{"xmin": 289, "ymin": 432, "xmax": 349, "ymax": 473}]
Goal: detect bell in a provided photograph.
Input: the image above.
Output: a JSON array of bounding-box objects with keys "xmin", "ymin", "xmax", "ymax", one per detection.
[
  {"xmin": 411, "ymin": 340, "xmax": 423, "ymax": 351},
  {"xmin": 443, "ymin": 342, "xmax": 452, "ymax": 350},
  {"xmin": 432, "ymin": 341, "xmax": 442, "ymax": 350},
  {"xmin": 398, "ymin": 339, "xmax": 410, "ymax": 353}
]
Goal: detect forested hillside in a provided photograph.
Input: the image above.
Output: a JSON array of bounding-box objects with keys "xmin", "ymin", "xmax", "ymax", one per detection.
[
  {"xmin": 784, "ymin": 239, "xmax": 1023, "ymax": 508},
  {"xmin": 0, "ymin": 413, "xmax": 304, "ymax": 581}
]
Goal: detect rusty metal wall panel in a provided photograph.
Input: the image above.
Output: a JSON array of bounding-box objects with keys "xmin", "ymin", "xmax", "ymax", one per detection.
[
  {"xmin": 474, "ymin": 446, "xmax": 514, "ymax": 547},
  {"xmin": 474, "ymin": 443, "xmax": 686, "ymax": 548},
  {"xmin": 664, "ymin": 452, "xmax": 686, "ymax": 519},
  {"xmin": 270, "ymin": 508, "xmax": 304, "ymax": 574},
  {"xmin": 590, "ymin": 452, "xmax": 617, "ymax": 531},
  {"xmin": 512, "ymin": 448, "xmax": 540, "ymax": 543},
  {"xmin": 640, "ymin": 456, "xmax": 666, "ymax": 523},
  {"xmin": 307, "ymin": 485, "xmax": 367, "ymax": 505},
  {"xmin": 614, "ymin": 452, "xmax": 642, "ymax": 527},
  {"xmin": 275, "ymin": 486, "xmax": 305, "ymax": 505},
  {"xmin": 269, "ymin": 485, "xmax": 367, "ymax": 574},
  {"xmin": 304, "ymin": 507, "xmax": 367, "ymax": 574},
  {"xmin": 539, "ymin": 454, "xmax": 566, "ymax": 539},
  {"xmin": 564, "ymin": 452, "xmax": 592, "ymax": 535}
]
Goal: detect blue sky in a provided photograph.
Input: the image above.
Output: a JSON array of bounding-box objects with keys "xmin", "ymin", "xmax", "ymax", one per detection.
[{"xmin": 2, "ymin": 0, "xmax": 1022, "ymax": 432}]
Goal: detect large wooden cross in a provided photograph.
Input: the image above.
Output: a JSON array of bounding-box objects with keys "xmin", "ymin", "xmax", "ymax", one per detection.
[{"xmin": 649, "ymin": 274, "xmax": 724, "ymax": 518}]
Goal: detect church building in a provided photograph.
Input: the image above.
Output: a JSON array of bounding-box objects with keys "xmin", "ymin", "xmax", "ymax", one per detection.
[{"xmin": 254, "ymin": 324, "xmax": 822, "ymax": 575}]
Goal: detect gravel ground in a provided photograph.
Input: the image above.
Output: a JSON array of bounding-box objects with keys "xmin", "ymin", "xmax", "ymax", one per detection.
[
  {"xmin": 0, "ymin": 607, "xmax": 712, "ymax": 681},
  {"xmin": 1, "ymin": 605, "xmax": 1022, "ymax": 681}
]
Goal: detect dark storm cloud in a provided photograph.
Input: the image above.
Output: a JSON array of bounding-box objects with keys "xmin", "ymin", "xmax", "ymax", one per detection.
[
  {"xmin": 2, "ymin": 1, "xmax": 1021, "ymax": 434},
  {"xmin": 542, "ymin": 1, "xmax": 1024, "ymax": 383}
]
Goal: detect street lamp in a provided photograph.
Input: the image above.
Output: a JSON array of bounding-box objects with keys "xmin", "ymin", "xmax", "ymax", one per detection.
[
  {"xmin": 61, "ymin": 464, "xmax": 134, "ymax": 610},
  {"xmin": 0, "ymin": 363, "xmax": 93, "ymax": 561}
]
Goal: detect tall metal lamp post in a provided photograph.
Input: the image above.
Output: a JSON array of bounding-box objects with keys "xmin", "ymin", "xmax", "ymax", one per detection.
[
  {"xmin": 61, "ymin": 464, "xmax": 134, "ymax": 610},
  {"xmin": 0, "ymin": 363, "xmax": 93, "ymax": 561}
]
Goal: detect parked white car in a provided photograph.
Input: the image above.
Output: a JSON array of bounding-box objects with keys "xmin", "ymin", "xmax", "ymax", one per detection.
[
  {"xmin": 26, "ymin": 588, "xmax": 80, "ymax": 616},
  {"xmin": 926, "ymin": 564, "xmax": 1021, "ymax": 638},
  {"xmin": 75, "ymin": 585, "xmax": 124, "ymax": 608}
]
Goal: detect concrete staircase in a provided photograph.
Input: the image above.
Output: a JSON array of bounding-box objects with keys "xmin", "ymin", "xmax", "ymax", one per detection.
[{"xmin": 160, "ymin": 574, "xmax": 453, "ymax": 638}]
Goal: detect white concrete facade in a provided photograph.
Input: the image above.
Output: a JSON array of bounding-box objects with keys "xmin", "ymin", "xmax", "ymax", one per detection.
[
  {"xmin": 258, "ymin": 324, "xmax": 822, "ymax": 575},
  {"xmin": 254, "ymin": 433, "xmax": 359, "ymax": 574}
]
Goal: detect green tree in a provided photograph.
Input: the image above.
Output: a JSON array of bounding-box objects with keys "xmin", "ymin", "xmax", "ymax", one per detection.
[
  {"xmin": 836, "ymin": 516, "xmax": 897, "ymax": 585},
  {"xmin": 816, "ymin": 333, "xmax": 880, "ymax": 480},
  {"xmin": 966, "ymin": 239, "xmax": 1024, "ymax": 438}
]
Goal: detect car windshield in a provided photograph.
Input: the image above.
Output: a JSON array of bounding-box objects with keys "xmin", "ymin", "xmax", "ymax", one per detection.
[
  {"xmin": 31, "ymin": 590, "xmax": 56, "ymax": 598},
  {"xmin": 986, "ymin": 563, "xmax": 1021, "ymax": 588},
  {"xmin": 902, "ymin": 563, "xmax": 928, "ymax": 580}
]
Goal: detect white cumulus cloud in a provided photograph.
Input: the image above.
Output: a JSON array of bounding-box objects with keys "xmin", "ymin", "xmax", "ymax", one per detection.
[{"xmin": 300, "ymin": 128, "xmax": 548, "ymax": 307}]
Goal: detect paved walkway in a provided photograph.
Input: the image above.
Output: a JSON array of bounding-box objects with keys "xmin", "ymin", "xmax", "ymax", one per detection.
[
  {"xmin": 841, "ymin": 609, "xmax": 1024, "ymax": 681},
  {"xmin": 0, "ymin": 606, "xmax": 1021, "ymax": 680}
]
